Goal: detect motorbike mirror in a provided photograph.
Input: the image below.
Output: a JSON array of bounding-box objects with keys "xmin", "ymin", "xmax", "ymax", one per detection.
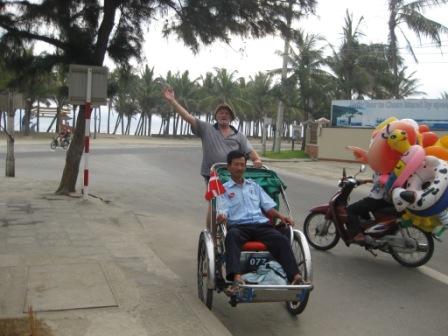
[
  {"xmin": 342, "ymin": 168, "xmax": 346, "ymax": 178},
  {"xmin": 360, "ymin": 164, "xmax": 366, "ymax": 173}
]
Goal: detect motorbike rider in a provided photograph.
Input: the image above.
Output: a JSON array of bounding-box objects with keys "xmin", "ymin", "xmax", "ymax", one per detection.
[
  {"xmin": 346, "ymin": 171, "xmax": 392, "ymax": 243},
  {"xmin": 58, "ymin": 125, "xmax": 71, "ymax": 144}
]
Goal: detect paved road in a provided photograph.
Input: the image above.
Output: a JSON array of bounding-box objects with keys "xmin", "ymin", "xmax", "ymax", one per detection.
[{"xmin": 2, "ymin": 141, "xmax": 448, "ymax": 336}]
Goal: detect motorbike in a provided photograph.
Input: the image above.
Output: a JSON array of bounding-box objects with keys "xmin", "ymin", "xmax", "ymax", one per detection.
[
  {"xmin": 303, "ymin": 165, "xmax": 436, "ymax": 267},
  {"xmin": 50, "ymin": 135, "xmax": 70, "ymax": 150}
]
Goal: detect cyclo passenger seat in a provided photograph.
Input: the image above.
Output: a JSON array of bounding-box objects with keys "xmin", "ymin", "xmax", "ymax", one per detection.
[{"xmin": 242, "ymin": 241, "xmax": 268, "ymax": 251}]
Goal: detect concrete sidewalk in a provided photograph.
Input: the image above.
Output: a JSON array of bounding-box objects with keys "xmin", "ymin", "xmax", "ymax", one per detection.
[{"xmin": 0, "ymin": 177, "xmax": 232, "ymax": 336}]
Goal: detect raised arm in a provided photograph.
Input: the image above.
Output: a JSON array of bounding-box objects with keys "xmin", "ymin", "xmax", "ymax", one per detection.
[{"xmin": 163, "ymin": 87, "xmax": 197, "ymax": 128}]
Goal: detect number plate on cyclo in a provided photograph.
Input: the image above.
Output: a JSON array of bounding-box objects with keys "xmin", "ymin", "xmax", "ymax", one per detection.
[{"xmin": 242, "ymin": 252, "xmax": 272, "ymax": 272}]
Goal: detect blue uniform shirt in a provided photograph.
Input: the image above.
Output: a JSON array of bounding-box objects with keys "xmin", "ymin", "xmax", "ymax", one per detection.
[{"xmin": 217, "ymin": 178, "xmax": 277, "ymax": 226}]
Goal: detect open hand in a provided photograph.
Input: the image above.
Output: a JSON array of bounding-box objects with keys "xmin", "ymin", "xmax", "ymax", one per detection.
[
  {"xmin": 280, "ymin": 215, "xmax": 294, "ymax": 226},
  {"xmin": 163, "ymin": 86, "xmax": 175, "ymax": 102},
  {"xmin": 216, "ymin": 213, "xmax": 227, "ymax": 224},
  {"xmin": 253, "ymin": 159, "xmax": 262, "ymax": 168}
]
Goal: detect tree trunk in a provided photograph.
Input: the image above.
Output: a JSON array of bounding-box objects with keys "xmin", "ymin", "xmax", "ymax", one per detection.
[
  {"xmin": 274, "ymin": 0, "xmax": 293, "ymax": 152},
  {"xmin": 107, "ymin": 99, "xmax": 111, "ymax": 134},
  {"xmin": 55, "ymin": 105, "xmax": 86, "ymax": 194},
  {"xmin": 125, "ymin": 115, "xmax": 131, "ymax": 135},
  {"xmin": 93, "ymin": 108, "xmax": 97, "ymax": 139},
  {"xmin": 113, "ymin": 114, "xmax": 121, "ymax": 134},
  {"xmin": 158, "ymin": 118, "xmax": 164, "ymax": 135},
  {"xmin": 98, "ymin": 106, "xmax": 102, "ymax": 134},
  {"xmin": 36, "ymin": 100, "xmax": 40, "ymax": 133},
  {"xmin": 19, "ymin": 110, "xmax": 22, "ymax": 132},
  {"xmin": 47, "ymin": 114, "xmax": 57, "ymax": 133},
  {"xmin": 23, "ymin": 99, "xmax": 32, "ymax": 136},
  {"xmin": 72, "ymin": 105, "xmax": 77, "ymax": 128},
  {"xmin": 56, "ymin": 1, "xmax": 120, "ymax": 194},
  {"xmin": 5, "ymin": 93, "xmax": 15, "ymax": 177},
  {"xmin": 135, "ymin": 113, "xmax": 143, "ymax": 135},
  {"xmin": 147, "ymin": 113, "xmax": 152, "ymax": 136}
]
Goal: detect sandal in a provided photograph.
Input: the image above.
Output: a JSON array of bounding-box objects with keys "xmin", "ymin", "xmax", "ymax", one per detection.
[
  {"xmin": 291, "ymin": 274, "xmax": 309, "ymax": 285},
  {"xmin": 225, "ymin": 279, "xmax": 245, "ymax": 296}
]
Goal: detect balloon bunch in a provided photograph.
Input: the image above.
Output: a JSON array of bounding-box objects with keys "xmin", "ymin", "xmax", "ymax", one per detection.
[{"xmin": 347, "ymin": 117, "xmax": 448, "ymax": 235}]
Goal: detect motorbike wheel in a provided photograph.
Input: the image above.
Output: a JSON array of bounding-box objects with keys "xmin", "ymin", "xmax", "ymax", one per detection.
[
  {"xmin": 197, "ymin": 235, "xmax": 213, "ymax": 309},
  {"xmin": 390, "ymin": 226, "xmax": 434, "ymax": 268},
  {"xmin": 303, "ymin": 213, "xmax": 340, "ymax": 250},
  {"xmin": 50, "ymin": 140, "xmax": 57, "ymax": 150},
  {"xmin": 62, "ymin": 139, "xmax": 70, "ymax": 150},
  {"xmin": 286, "ymin": 232, "xmax": 310, "ymax": 315}
]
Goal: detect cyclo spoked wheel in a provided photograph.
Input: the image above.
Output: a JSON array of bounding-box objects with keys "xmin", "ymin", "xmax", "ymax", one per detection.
[
  {"xmin": 286, "ymin": 231, "xmax": 310, "ymax": 315},
  {"xmin": 390, "ymin": 226, "xmax": 434, "ymax": 267},
  {"xmin": 197, "ymin": 236, "xmax": 213, "ymax": 309},
  {"xmin": 303, "ymin": 213, "xmax": 340, "ymax": 250}
]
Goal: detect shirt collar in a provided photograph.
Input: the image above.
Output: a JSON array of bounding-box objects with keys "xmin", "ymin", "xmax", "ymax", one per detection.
[
  {"xmin": 228, "ymin": 177, "xmax": 252, "ymax": 188},
  {"xmin": 213, "ymin": 123, "xmax": 239, "ymax": 134}
]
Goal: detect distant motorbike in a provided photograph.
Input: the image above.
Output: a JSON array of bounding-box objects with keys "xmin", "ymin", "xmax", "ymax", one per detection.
[
  {"xmin": 303, "ymin": 165, "xmax": 435, "ymax": 267},
  {"xmin": 50, "ymin": 136, "xmax": 70, "ymax": 150}
]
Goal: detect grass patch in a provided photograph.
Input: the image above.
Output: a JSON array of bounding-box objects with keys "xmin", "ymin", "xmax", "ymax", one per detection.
[{"xmin": 263, "ymin": 150, "xmax": 309, "ymax": 160}]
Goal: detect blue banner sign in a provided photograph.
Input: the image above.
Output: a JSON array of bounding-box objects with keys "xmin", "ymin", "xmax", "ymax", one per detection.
[{"xmin": 331, "ymin": 99, "xmax": 448, "ymax": 131}]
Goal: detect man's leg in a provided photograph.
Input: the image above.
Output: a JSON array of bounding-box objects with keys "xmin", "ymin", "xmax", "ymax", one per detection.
[
  {"xmin": 256, "ymin": 225, "xmax": 300, "ymax": 283},
  {"xmin": 347, "ymin": 197, "xmax": 390, "ymax": 240},
  {"xmin": 225, "ymin": 225, "xmax": 250, "ymax": 281},
  {"xmin": 346, "ymin": 197, "xmax": 372, "ymax": 238}
]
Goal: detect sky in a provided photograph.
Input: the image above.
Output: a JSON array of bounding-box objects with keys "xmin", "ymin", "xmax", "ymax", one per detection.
[{"xmin": 139, "ymin": 0, "xmax": 448, "ymax": 99}]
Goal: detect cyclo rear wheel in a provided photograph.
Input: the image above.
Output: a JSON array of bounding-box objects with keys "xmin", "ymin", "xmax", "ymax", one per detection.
[{"xmin": 197, "ymin": 234, "xmax": 213, "ymax": 309}]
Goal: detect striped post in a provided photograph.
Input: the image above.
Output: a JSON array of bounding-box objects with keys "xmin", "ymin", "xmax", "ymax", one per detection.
[{"xmin": 83, "ymin": 68, "xmax": 93, "ymax": 199}]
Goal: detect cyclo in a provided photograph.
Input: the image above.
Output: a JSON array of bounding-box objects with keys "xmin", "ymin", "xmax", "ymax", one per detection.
[{"xmin": 197, "ymin": 163, "xmax": 313, "ymax": 315}]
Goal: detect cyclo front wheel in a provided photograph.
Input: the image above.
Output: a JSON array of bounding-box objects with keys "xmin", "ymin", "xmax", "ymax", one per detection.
[
  {"xmin": 390, "ymin": 226, "xmax": 434, "ymax": 267},
  {"xmin": 197, "ymin": 235, "xmax": 213, "ymax": 309},
  {"xmin": 303, "ymin": 213, "xmax": 340, "ymax": 250},
  {"xmin": 286, "ymin": 231, "xmax": 311, "ymax": 315}
]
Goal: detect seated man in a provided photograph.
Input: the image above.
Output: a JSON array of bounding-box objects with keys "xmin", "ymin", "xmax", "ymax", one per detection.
[
  {"xmin": 216, "ymin": 150, "xmax": 303, "ymax": 290},
  {"xmin": 346, "ymin": 171, "xmax": 391, "ymax": 243}
]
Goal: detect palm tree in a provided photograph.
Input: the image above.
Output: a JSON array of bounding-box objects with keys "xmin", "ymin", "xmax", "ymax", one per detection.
[
  {"xmin": 387, "ymin": 0, "xmax": 448, "ymax": 98},
  {"xmin": 246, "ymin": 72, "xmax": 276, "ymax": 137},
  {"xmin": 135, "ymin": 65, "xmax": 160, "ymax": 136},
  {"xmin": 441, "ymin": 91, "xmax": 448, "ymax": 99},
  {"xmin": 112, "ymin": 66, "xmax": 140, "ymax": 135},
  {"xmin": 282, "ymin": 30, "xmax": 332, "ymax": 150},
  {"xmin": 199, "ymin": 68, "xmax": 250, "ymax": 130},
  {"xmin": 46, "ymin": 66, "xmax": 69, "ymax": 133},
  {"xmin": 327, "ymin": 10, "xmax": 371, "ymax": 99},
  {"xmin": 166, "ymin": 71, "xmax": 200, "ymax": 136}
]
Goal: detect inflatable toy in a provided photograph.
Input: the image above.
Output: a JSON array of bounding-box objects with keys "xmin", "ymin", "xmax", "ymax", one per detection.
[
  {"xmin": 385, "ymin": 129, "xmax": 425, "ymax": 189},
  {"xmin": 392, "ymin": 156, "xmax": 448, "ymax": 231},
  {"xmin": 347, "ymin": 118, "xmax": 419, "ymax": 174}
]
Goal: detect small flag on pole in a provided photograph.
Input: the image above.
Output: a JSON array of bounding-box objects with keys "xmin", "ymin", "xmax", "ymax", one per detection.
[{"xmin": 205, "ymin": 171, "xmax": 226, "ymax": 201}]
